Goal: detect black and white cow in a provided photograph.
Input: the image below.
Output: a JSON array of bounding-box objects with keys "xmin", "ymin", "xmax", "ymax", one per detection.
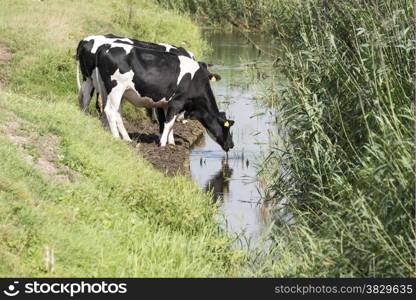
[
  {"xmin": 76, "ymin": 34, "xmax": 220, "ymax": 115},
  {"xmin": 94, "ymin": 42, "xmax": 234, "ymax": 151}
]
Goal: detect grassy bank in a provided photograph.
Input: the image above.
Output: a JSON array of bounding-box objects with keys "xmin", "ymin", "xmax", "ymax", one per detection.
[
  {"xmin": 259, "ymin": 0, "xmax": 414, "ymax": 277},
  {"xmin": 0, "ymin": 0, "xmax": 242, "ymax": 276}
]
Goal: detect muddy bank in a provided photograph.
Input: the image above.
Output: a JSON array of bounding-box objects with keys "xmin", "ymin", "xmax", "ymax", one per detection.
[{"xmin": 125, "ymin": 119, "xmax": 204, "ymax": 177}]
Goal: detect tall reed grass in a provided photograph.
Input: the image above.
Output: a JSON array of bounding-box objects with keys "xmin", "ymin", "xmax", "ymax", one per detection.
[{"xmin": 259, "ymin": 0, "xmax": 414, "ymax": 277}]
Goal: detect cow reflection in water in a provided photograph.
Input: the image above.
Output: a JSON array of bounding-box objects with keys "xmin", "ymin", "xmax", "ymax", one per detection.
[{"xmin": 204, "ymin": 159, "xmax": 233, "ymax": 202}]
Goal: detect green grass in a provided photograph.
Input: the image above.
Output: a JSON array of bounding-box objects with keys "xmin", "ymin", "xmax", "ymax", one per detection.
[
  {"xmin": 0, "ymin": 94, "xmax": 242, "ymax": 276},
  {"xmin": 0, "ymin": 0, "xmax": 243, "ymax": 277}
]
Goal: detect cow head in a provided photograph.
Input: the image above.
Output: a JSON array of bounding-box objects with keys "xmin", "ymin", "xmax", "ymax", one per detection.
[
  {"xmin": 213, "ymin": 111, "xmax": 235, "ymax": 152},
  {"xmin": 185, "ymin": 62, "xmax": 233, "ymax": 152},
  {"xmin": 187, "ymin": 110, "xmax": 235, "ymax": 152}
]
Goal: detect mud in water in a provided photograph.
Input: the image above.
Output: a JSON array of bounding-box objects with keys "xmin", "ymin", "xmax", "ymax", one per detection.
[{"xmin": 124, "ymin": 119, "xmax": 204, "ymax": 177}]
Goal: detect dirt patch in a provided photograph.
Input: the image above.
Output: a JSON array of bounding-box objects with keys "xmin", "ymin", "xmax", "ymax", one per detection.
[
  {"xmin": 125, "ymin": 119, "xmax": 204, "ymax": 177},
  {"xmin": 0, "ymin": 45, "xmax": 11, "ymax": 63},
  {"xmin": 0, "ymin": 108, "xmax": 79, "ymax": 183},
  {"xmin": 0, "ymin": 44, "xmax": 11, "ymax": 91}
]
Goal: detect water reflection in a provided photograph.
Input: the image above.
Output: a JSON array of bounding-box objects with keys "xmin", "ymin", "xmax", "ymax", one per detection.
[{"xmin": 204, "ymin": 159, "xmax": 233, "ymax": 203}]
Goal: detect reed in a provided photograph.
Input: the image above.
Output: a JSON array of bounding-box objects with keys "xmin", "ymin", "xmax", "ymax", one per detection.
[{"xmin": 258, "ymin": 0, "xmax": 415, "ymax": 277}]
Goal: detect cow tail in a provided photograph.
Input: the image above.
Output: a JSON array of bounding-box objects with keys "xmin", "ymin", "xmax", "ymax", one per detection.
[
  {"xmin": 76, "ymin": 61, "xmax": 81, "ymax": 91},
  {"xmin": 94, "ymin": 65, "xmax": 103, "ymax": 109},
  {"xmin": 75, "ymin": 40, "xmax": 84, "ymax": 92}
]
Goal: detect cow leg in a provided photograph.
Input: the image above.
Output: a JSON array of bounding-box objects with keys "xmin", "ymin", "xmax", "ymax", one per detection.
[
  {"xmin": 176, "ymin": 111, "xmax": 188, "ymax": 124},
  {"xmin": 160, "ymin": 114, "xmax": 177, "ymax": 147},
  {"xmin": 160, "ymin": 96, "xmax": 187, "ymax": 146},
  {"xmin": 78, "ymin": 78, "xmax": 94, "ymax": 112},
  {"xmin": 95, "ymin": 93, "xmax": 104, "ymax": 115},
  {"xmin": 91, "ymin": 68, "xmax": 107, "ymax": 116},
  {"xmin": 168, "ymin": 125, "xmax": 175, "ymax": 145},
  {"xmin": 104, "ymin": 87, "xmax": 125, "ymax": 139},
  {"xmin": 152, "ymin": 108, "xmax": 159, "ymax": 124},
  {"xmin": 166, "ymin": 108, "xmax": 175, "ymax": 145},
  {"xmin": 160, "ymin": 108, "xmax": 175, "ymax": 145},
  {"xmin": 115, "ymin": 100, "xmax": 131, "ymax": 141},
  {"xmin": 99, "ymin": 93, "xmax": 109, "ymax": 128},
  {"xmin": 146, "ymin": 108, "xmax": 159, "ymax": 124},
  {"xmin": 160, "ymin": 102, "xmax": 186, "ymax": 146},
  {"xmin": 157, "ymin": 108, "xmax": 165, "ymax": 134}
]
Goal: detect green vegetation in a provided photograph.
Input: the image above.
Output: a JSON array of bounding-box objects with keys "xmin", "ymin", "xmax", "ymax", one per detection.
[
  {"xmin": 0, "ymin": 0, "xmax": 242, "ymax": 276},
  {"xmin": 258, "ymin": 0, "xmax": 414, "ymax": 277},
  {"xmin": 156, "ymin": 0, "xmax": 298, "ymax": 33}
]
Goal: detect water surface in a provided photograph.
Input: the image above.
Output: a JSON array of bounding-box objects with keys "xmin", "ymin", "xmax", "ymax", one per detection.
[{"xmin": 190, "ymin": 30, "xmax": 282, "ymax": 246}]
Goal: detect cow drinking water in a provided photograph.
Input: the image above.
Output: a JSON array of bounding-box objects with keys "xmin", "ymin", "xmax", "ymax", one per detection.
[{"xmin": 94, "ymin": 42, "xmax": 234, "ymax": 152}]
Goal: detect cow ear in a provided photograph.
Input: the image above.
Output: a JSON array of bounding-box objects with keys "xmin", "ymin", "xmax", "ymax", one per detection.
[
  {"xmin": 209, "ymin": 73, "xmax": 221, "ymax": 82},
  {"xmin": 223, "ymin": 120, "xmax": 234, "ymax": 128}
]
